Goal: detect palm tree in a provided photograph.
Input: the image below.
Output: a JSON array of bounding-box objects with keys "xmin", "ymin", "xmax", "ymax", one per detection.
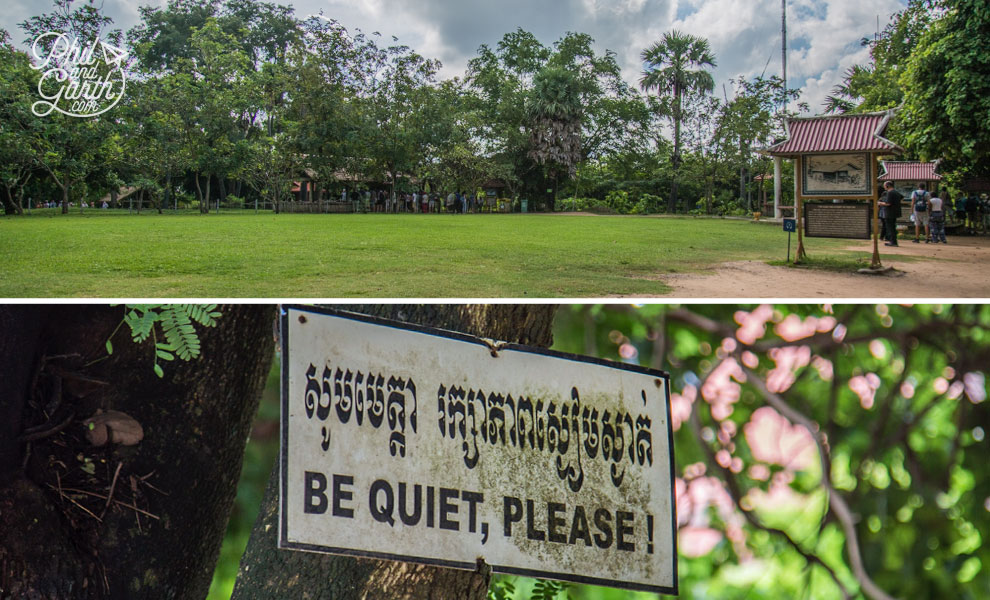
[
  {"xmin": 527, "ymin": 65, "xmax": 583, "ymax": 210},
  {"xmin": 640, "ymin": 30, "xmax": 716, "ymax": 213}
]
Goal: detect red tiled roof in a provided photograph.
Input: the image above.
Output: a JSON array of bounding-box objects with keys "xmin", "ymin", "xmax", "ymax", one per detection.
[
  {"xmin": 763, "ymin": 111, "xmax": 903, "ymax": 155},
  {"xmin": 878, "ymin": 161, "xmax": 941, "ymax": 182}
]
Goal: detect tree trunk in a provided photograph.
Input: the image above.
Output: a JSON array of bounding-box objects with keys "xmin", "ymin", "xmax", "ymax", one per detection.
[
  {"xmin": 204, "ymin": 176, "xmax": 213, "ymax": 215},
  {"xmin": 62, "ymin": 181, "xmax": 70, "ymax": 214},
  {"xmin": 232, "ymin": 305, "xmax": 558, "ymax": 600},
  {"xmin": 194, "ymin": 172, "xmax": 204, "ymax": 208},
  {"xmin": 669, "ymin": 86, "xmax": 681, "ymax": 214},
  {"xmin": 0, "ymin": 305, "xmax": 275, "ymax": 599},
  {"xmin": 1, "ymin": 188, "xmax": 22, "ymax": 216}
]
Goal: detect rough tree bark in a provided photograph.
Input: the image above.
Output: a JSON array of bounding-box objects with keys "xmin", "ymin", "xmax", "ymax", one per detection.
[
  {"xmin": 0, "ymin": 305, "xmax": 275, "ymax": 599},
  {"xmin": 231, "ymin": 304, "xmax": 558, "ymax": 600}
]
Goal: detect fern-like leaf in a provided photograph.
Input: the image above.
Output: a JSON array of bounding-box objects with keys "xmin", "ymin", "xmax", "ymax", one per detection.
[
  {"xmin": 180, "ymin": 303, "xmax": 222, "ymax": 327},
  {"xmin": 160, "ymin": 307, "xmax": 200, "ymax": 361},
  {"xmin": 125, "ymin": 308, "xmax": 156, "ymax": 343}
]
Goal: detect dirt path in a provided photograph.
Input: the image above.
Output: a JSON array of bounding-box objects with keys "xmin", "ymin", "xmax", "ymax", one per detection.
[{"xmin": 662, "ymin": 235, "xmax": 990, "ymax": 298}]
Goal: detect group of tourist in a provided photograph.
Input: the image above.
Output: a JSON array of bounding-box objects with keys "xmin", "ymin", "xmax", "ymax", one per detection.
[
  {"xmin": 344, "ymin": 189, "xmax": 498, "ymax": 214},
  {"xmin": 879, "ymin": 182, "xmax": 987, "ymax": 246}
]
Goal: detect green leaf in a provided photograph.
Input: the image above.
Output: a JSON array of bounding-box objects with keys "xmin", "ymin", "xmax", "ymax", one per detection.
[
  {"xmin": 153, "ymin": 363, "xmax": 164, "ymax": 378},
  {"xmin": 105, "ymin": 339, "xmax": 113, "ymax": 355}
]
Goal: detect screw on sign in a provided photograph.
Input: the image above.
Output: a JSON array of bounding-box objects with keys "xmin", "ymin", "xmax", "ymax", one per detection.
[{"xmin": 279, "ymin": 306, "xmax": 678, "ymax": 595}]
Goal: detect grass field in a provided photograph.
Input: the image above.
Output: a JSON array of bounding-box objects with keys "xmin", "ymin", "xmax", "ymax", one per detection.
[{"xmin": 0, "ymin": 211, "xmax": 859, "ymax": 297}]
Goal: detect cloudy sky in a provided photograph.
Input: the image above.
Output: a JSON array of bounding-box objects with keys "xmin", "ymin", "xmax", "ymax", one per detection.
[{"xmin": 2, "ymin": 0, "xmax": 908, "ymax": 114}]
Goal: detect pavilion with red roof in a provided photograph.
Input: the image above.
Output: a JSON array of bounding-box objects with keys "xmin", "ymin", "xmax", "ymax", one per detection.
[
  {"xmin": 878, "ymin": 161, "xmax": 942, "ymax": 197},
  {"xmin": 762, "ymin": 110, "xmax": 903, "ymax": 269}
]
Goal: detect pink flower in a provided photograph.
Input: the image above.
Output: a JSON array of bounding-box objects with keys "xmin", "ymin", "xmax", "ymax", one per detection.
[
  {"xmin": 749, "ymin": 464, "xmax": 771, "ymax": 481},
  {"xmin": 702, "ymin": 358, "xmax": 746, "ymax": 420},
  {"xmin": 671, "ymin": 385, "xmax": 697, "ymax": 432},
  {"xmin": 746, "ymin": 478, "xmax": 807, "ymax": 513},
  {"xmin": 679, "ymin": 526, "xmax": 723, "ymax": 557},
  {"xmin": 773, "ymin": 314, "xmax": 838, "ymax": 342},
  {"xmin": 849, "ymin": 374, "xmax": 881, "ymax": 409},
  {"xmin": 766, "ymin": 346, "xmax": 811, "ymax": 393},
  {"xmin": 964, "ymin": 372, "xmax": 987, "ymax": 404},
  {"xmin": 812, "ymin": 356, "xmax": 833, "ymax": 381},
  {"xmin": 775, "ymin": 314, "xmax": 817, "ymax": 342},
  {"xmin": 619, "ymin": 342, "xmax": 638, "ymax": 360},
  {"xmin": 735, "ymin": 305, "xmax": 774, "ymax": 345},
  {"xmin": 743, "ymin": 406, "xmax": 817, "ymax": 471}
]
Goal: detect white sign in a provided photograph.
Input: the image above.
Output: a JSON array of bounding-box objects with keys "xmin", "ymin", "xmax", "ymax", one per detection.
[
  {"xmin": 29, "ymin": 32, "xmax": 127, "ymax": 118},
  {"xmin": 280, "ymin": 306, "xmax": 677, "ymax": 594}
]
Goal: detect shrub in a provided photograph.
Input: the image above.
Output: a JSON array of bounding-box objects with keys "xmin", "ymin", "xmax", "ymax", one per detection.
[
  {"xmin": 560, "ymin": 197, "xmax": 616, "ymax": 214},
  {"xmin": 605, "ymin": 190, "xmax": 632, "ymax": 213},
  {"xmin": 631, "ymin": 193, "xmax": 664, "ymax": 214}
]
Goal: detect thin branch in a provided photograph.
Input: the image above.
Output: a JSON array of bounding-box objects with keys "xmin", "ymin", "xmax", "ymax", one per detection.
[
  {"xmin": 18, "ymin": 411, "xmax": 76, "ymax": 443},
  {"xmin": 101, "ymin": 462, "xmax": 123, "ymax": 520},
  {"xmin": 688, "ymin": 407, "xmax": 851, "ymax": 599},
  {"xmin": 742, "ymin": 365, "xmax": 898, "ymax": 600}
]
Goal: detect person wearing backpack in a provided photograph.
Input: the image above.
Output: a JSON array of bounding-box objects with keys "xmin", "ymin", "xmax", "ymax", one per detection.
[
  {"xmin": 929, "ymin": 190, "xmax": 947, "ymax": 243},
  {"xmin": 910, "ymin": 182, "xmax": 931, "ymax": 243}
]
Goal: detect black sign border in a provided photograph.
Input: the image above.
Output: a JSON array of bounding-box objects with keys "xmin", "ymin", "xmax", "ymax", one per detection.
[{"xmin": 279, "ymin": 304, "xmax": 678, "ymax": 596}]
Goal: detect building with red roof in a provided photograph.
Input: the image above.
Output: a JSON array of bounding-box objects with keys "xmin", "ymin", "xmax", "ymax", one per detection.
[{"xmin": 760, "ymin": 110, "xmax": 904, "ymax": 268}]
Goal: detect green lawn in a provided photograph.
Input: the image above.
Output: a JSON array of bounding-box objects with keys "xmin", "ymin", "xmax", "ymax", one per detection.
[{"xmin": 0, "ymin": 211, "xmax": 858, "ymax": 297}]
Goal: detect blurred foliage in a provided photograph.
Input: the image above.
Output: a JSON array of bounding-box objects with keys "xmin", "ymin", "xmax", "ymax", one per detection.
[
  {"xmin": 551, "ymin": 304, "xmax": 990, "ymax": 599},
  {"xmin": 210, "ymin": 305, "xmax": 989, "ymax": 599},
  {"xmin": 207, "ymin": 355, "xmax": 281, "ymax": 600}
]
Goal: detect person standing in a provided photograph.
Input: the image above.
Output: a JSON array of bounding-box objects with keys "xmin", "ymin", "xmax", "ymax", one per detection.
[
  {"xmin": 954, "ymin": 192, "xmax": 967, "ymax": 228},
  {"xmin": 929, "ymin": 190, "xmax": 947, "ymax": 243},
  {"xmin": 879, "ymin": 181, "xmax": 903, "ymax": 246},
  {"xmin": 966, "ymin": 191, "xmax": 980, "ymax": 234},
  {"xmin": 910, "ymin": 182, "xmax": 931, "ymax": 243}
]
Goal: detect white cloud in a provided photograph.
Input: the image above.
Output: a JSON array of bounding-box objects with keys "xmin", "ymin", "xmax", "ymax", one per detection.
[{"xmin": 2, "ymin": 0, "xmax": 908, "ymax": 113}]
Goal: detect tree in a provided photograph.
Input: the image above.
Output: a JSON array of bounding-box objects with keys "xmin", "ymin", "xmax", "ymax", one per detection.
[
  {"xmin": 554, "ymin": 304, "xmax": 990, "ymax": 599},
  {"xmin": 640, "ymin": 30, "xmax": 716, "ymax": 214},
  {"xmin": 822, "ymin": 1, "xmax": 932, "ymax": 115},
  {"xmin": 0, "ymin": 305, "xmax": 275, "ymax": 598},
  {"xmin": 18, "ymin": 1, "xmax": 122, "ymax": 214},
  {"xmin": 0, "ymin": 31, "xmax": 40, "ymax": 215},
  {"xmin": 527, "ymin": 66, "xmax": 583, "ymax": 210},
  {"xmin": 0, "ymin": 305, "xmax": 557, "ymax": 600},
  {"xmin": 466, "ymin": 29, "xmax": 649, "ymax": 208},
  {"xmin": 900, "ymin": 0, "xmax": 990, "ymax": 176}
]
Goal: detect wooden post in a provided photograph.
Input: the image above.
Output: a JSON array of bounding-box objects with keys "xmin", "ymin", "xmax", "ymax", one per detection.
[
  {"xmin": 794, "ymin": 155, "xmax": 806, "ymax": 262},
  {"xmin": 870, "ymin": 153, "xmax": 883, "ymax": 269}
]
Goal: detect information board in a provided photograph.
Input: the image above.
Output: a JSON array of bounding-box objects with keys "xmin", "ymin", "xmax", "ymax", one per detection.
[
  {"xmin": 280, "ymin": 306, "xmax": 677, "ymax": 594},
  {"xmin": 804, "ymin": 202, "xmax": 871, "ymax": 239},
  {"xmin": 801, "ymin": 152, "xmax": 873, "ymax": 197}
]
